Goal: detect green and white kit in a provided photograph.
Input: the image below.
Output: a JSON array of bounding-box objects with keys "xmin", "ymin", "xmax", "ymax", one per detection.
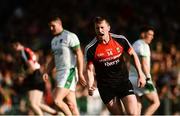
[
  {"xmin": 51, "ymin": 30, "xmax": 80, "ymax": 91},
  {"xmin": 129, "ymin": 39, "xmax": 156, "ymax": 96}
]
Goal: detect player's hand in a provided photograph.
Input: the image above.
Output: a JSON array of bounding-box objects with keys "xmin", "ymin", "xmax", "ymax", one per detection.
[
  {"xmin": 78, "ymin": 73, "xmax": 87, "ymax": 87},
  {"xmin": 145, "ymin": 78, "xmax": 155, "ymax": 91},
  {"xmin": 137, "ymin": 72, "xmax": 146, "ymax": 88},
  {"xmin": 88, "ymin": 86, "xmax": 96, "ymax": 96},
  {"xmin": 42, "ymin": 73, "xmax": 49, "ymax": 82}
]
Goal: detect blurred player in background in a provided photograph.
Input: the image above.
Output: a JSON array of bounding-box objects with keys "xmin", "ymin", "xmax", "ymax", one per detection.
[
  {"xmin": 85, "ymin": 16, "xmax": 146, "ymax": 115},
  {"xmin": 43, "ymin": 14, "xmax": 86, "ymax": 115},
  {"xmin": 11, "ymin": 40, "xmax": 58, "ymax": 115},
  {"xmin": 129, "ymin": 25, "xmax": 160, "ymax": 115}
]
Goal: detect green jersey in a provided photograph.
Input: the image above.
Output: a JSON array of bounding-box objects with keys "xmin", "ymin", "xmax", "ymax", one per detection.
[
  {"xmin": 129, "ymin": 39, "xmax": 151, "ymax": 77},
  {"xmin": 51, "ymin": 30, "xmax": 80, "ymax": 71}
]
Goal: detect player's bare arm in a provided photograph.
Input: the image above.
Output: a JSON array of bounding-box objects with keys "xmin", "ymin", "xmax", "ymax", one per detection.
[
  {"xmin": 129, "ymin": 48, "xmax": 146, "ymax": 88},
  {"xmin": 74, "ymin": 47, "xmax": 87, "ymax": 86},
  {"xmin": 86, "ymin": 63, "xmax": 95, "ymax": 96},
  {"xmin": 43, "ymin": 56, "xmax": 55, "ymax": 82},
  {"xmin": 141, "ymin": 57, "xmax": 151, "ymax": 80}
]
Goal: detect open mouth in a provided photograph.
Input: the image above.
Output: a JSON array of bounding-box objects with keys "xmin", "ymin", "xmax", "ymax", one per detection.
[{"xmin": 98, "ymin": 33, "xmax": 104, "ymax": 36}]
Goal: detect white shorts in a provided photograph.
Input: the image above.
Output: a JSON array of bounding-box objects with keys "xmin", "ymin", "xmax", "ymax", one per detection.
[
  {"xmin": 129, "ymin": 76, "xmax": 157, "ymax": 97},
  {"xmin": 56, "ymin": 68, "xmax": 78, "ymax": 91}
]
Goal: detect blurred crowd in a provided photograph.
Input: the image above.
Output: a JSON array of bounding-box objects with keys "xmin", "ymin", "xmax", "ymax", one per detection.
[{"xmin": 0, "ymin": 0, "xmax": 180, "ymax": 115}]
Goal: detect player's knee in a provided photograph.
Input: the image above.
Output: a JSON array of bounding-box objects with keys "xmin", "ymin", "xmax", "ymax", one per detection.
[
  {"xmin": 147, "ymin": 98, "xmax": 160, "ymax": 112},
  {"xmin": 154, "ymin": 98, "xmax": 160, "ymax": 108},
  {"xmin": 126, "ymin": 104, "xmax": 138, "ymax": 115},
  {"xmin": 150, "ymin": 97, "xmax": 160, "ymax": 108},
  {"xmin": 137, "ymin": 102, "xmax": 142, "ymax": 112},
  {"xmin": 67, "ymin": 102, "xmax": 75, "ymax": 111},
  {"xmin": 29, "ymin": 101, "xmax": 40, "ymax": 109},
  {"xmin": 54, "ymin": 98, "xmax": 63, "ymax": 106},
  {"xmin": 128, "ymin": 109, "xmax": 137, "ymax": 115}
]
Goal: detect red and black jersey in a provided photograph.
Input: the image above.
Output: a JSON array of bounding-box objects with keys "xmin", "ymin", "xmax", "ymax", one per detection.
[
  {"xmin": 20, "ymin": 47, "xmax": 36, "ymax": 69},
  {"xmin": 85, "ymin": 33, "xmax": 132, "ymax": 87}
]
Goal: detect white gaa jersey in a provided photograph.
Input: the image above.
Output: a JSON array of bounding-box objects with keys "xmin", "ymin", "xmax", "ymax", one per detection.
[
  {"xmin": 51, "ymin": 30, "xmax": 80, "ymax": 71},
  {"xmin": 129, "ymin": 39, "xmax": 151, "ymax": 77}
]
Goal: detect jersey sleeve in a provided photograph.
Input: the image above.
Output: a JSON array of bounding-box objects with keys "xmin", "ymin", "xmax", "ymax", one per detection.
[
  {"xmin": 119, "ymin": 37, "xmax": 132, "ymax": 54},
  {"xmin": 69, "ymin": 33, "xmax": 80, "ymax": 49},
  {"xmin": 85, "ymin": 47, "xmax": 94, "ymax": 65}
]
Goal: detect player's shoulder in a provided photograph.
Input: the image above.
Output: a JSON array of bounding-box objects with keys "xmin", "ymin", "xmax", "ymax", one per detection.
[
  {"xmin": 133, "ymin": 39, "xmax": 146, "ymax": 47},
  {"xmin": 24, "ymin": 47, "xmax": 34, "ymax": 55},
  {"xmin": 64, "ymin": 30, "xmax": 77, "ymax": 38},
  {"xmin": 110, "ymin": 33, "xmax": 132, "ymax": 46},
  {"xmin": 110, "ymin": 33, "xmax": 127, "ymax": 39},
  {"xmin": 110, "ymin": 33, "xmax": 130, "ymax": 44},
  {"xmin": 63, "ymin": 29, "xmax": 72, "ymax": 34},
  {"xmin": 25, "ymin": 47, "xmax": 33, "ymax": 52},
  {"xmin": 85, "ymin": 37, "xmax": 98, "ymax": 52}
]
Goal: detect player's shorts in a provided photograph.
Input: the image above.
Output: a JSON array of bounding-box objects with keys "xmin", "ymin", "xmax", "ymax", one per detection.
[
  {"xmin": 129, "ymin": 76, "xmax": 157, "ymax": 97},
  {"xmin": 55, "ymin": 68, "xmax": 78, "ymax": 91},
  {"xmin": 97, "ymin": 80, "xmax": 134, "ymax": 104},
  {"xmin": 24, "ymin": 69, "xmax": 45, "ymax": 92}
]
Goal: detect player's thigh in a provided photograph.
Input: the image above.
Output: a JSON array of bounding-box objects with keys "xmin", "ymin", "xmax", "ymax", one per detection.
[
  {"xmin": 144, "ymin": 91, "xmax": 159, "ymax": 103},
  {"xmin": 54, "ymin": 87, "xmax": 70, "ymax": 101},
  {"xmin": 121, "ymin": 94, "xmax": 137, "ymax": 113},
  {"xmin": 65, "ymin": 90, "xmax": 77, "ymax": 105},
  {"xmin": 105, "ymin": 98, "xmax": 124, "ymax": 114},
  {"xmin": 56, "ymin": 68, "xmax": 76, "ymax": 91},
  {"xmin": 28, "ymin": 90, "xmax": 43, "ymax": 103}
]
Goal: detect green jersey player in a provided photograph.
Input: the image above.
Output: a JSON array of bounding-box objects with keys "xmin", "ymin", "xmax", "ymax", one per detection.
[
  {"xmin": 129, "ymin": 26, "xmax": 160, "ymax": 115},
  {"xmin": 43, "ymin": 14, "xmax": 86, "ymax": 115}
]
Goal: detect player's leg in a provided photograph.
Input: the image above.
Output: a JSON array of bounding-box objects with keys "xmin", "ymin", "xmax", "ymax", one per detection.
[
  {"xmin": 65, "ymin": 90, "xmax": 80, "ymax": 115},
  {"xmin": 64, "ymin": 68, "xmax": 80, "ymax": 115},
  {"xmin": 136, "ymin": 96, "xmax": 142, "ymax": 115},
  {"xmin": 35, "ymin": 77, "xmax": 58, "ymax": 115},
  {"xmin": 129, "ymin": 75, "xmax": 142, "ymax": 115},
  {"xmin": 120, "ymin": 80, "xmax": 138, "ymax": 115},
  {"xmin": 121, "ymin": 94, "xmax": 138, "ymax": 115},
  {"xmin": 28, "ymin": 90, "xmax": 44, "ymax": 115},
  {"xmin": 143, "ymin": 92, "xmax": 160, "ymax": 115},
  {"xmin": 98, "ymin": 86, "xmax": 124, "ymax": 115},
  {"xmin": 105, "ymin": 97, "xmax": 124, "ymax": 115},
  {"xmin": 39, "ymin": 103, "xmax": 58, "ymax": 115},
  {"xmin": 53, "ymin": 68, "xmax": 77, "ymax": 115},
  {"xmin": 53, "ymin": 87, "xmax": 72, "ymax": 115}
]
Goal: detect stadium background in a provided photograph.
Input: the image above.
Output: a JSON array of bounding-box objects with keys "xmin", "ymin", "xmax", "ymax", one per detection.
[{"xmin": 0, "ymin": 0, "xmax": 179, "ymax": 115}]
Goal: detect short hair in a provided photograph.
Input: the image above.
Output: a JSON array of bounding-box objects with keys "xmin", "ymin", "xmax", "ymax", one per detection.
[
  {"xmin": 140, "ymin": 25, "xmax": 155, "ymax": 34},
  {"xmin": 47, "ymin": 14, "xmax": 61, "ymax": 23},
  {"xmin": 47, "ymin": 9, "xmax": 62, "ymax": 23},
  {"xmin": 9, "ymin": 38, "xmax": 22, "ymax": 44},
  {"xmin": 93, "ymin": 16, "xmax": 110, "ymax": 25}
]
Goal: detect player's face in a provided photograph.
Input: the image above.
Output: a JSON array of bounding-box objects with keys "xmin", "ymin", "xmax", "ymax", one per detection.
[
  {"xmin": 49, "ymin": 20, "xmax": 62, "ymax": 35},
  {"xmin": 95, "ymin": 20, "xmax": 110, "ymax": 39},
  {"xmin": 12, "ymin": 43, "xmax": 21, "ymax": 51},
  {"xmin": 144, "ymin": 30, "xmax": 154, "ymax": 44}
]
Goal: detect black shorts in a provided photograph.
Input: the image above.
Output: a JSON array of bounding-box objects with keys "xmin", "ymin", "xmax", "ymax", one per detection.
[
  {"xmin": 97, "ymin": 80, "xmax": 134, "ymax": 104},
  {"xmin": 23, "ymin": 69, "xmax": 45, "ymax": 92}
]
